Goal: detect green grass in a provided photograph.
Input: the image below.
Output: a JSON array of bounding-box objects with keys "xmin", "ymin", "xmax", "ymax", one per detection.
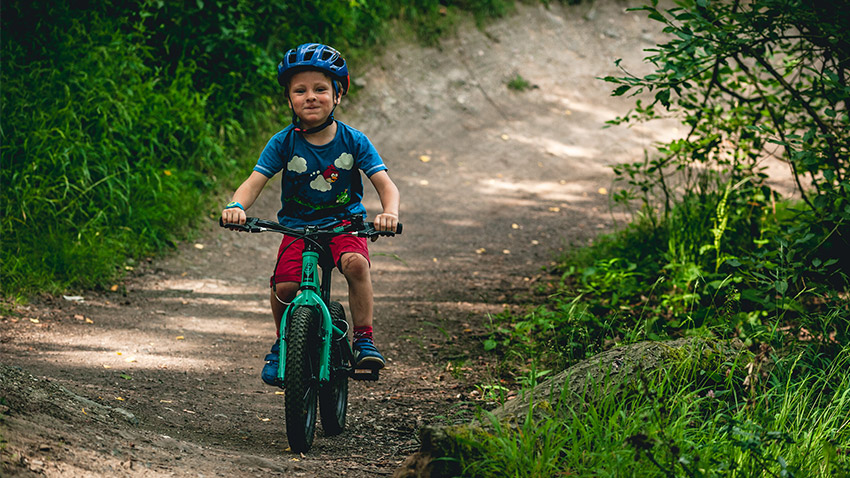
[
  {"xmin": 506, "ymin": 73, "xmax": 533, "ymax": 91},
  {"xmin": 463, "ymin": 183, "xmax": 849, "ymax": 476},
  {"xmin": 455, "ymin": 342, "xmax": 850, "ymax": 477}
]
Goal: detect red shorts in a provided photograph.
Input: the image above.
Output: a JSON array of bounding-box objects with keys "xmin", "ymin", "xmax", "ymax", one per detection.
[{"xmin": 270, "ymin": 234, "xmax": 370, "ymax": 286}]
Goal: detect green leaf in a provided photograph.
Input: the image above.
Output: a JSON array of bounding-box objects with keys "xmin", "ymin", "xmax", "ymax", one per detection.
[
  {"xmin": 483, "ymin": 339, "xmax": 497, "ymax": 351},
  {"xmin": 613, "ymin": 85, "xmax": 631, "ymax": 96},
  {"xmin": 644, "ymin": 7, "xmax": 666, "ymax": 23},
  {"xmin": 656, "ymin": 89, "xmax": 671, "ymax": 107}
]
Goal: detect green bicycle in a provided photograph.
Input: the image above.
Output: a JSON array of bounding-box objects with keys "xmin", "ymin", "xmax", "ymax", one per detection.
[{"xmin": 220, "ymin": 216, "xmax": 401, "ymax": 452}]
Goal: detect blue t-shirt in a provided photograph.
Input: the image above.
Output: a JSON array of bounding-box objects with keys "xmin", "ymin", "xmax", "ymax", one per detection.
[{"xmin": 253, "ymin": 121, "xmax": 387, "ymax": 227}]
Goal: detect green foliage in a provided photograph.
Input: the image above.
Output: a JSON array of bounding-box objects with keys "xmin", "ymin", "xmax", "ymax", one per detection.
[
  {"xmin": 2, "ymin": 6, "xmax": 222, "ymax": 293},
  {"xmin": 477, "ymin": 0, "xmax": 848, "ymax": 369},
  {"xmin": 456, "ymin": 407, "xmax": 572, "ymax": 477},
  {"xmin": 461, "ymin": 1, "xmax": 850, "ymax": 474},
  {"xmin": 457, "ymin": 343, "xmax": 850, "ymax": 477},
  {"xmin": 391, "ymin": 0, "xmax": 514, "ymax": 43},
  {"xmin": 506, "ymin": 73, "xmax": 533, "ymax": 91},
  {"xmin": 603, "ymin": 0, "xmax": 850, "ymax": 270},
  {"xmin": 1, "ymin": 0, "xmax": 526, "ymax": 296},
  {"xmin": 485, "ymin": 193, "xmax": 848, "ymax": 367}
]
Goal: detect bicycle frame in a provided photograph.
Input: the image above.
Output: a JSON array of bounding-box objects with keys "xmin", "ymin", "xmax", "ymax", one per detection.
[
  {"xmin": 277, "ymin": 232, "xmax": 348, "ymax": 384},
  {"xmin": 220, "ymin": 216, "xmax": 399, "ymax": 452},
  {"xmin": 220, "ymin": 216, "xmax": 400, "ymax": 385}
]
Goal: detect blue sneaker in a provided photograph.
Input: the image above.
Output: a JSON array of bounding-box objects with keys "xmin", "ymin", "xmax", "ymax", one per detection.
[
  {"xmin": 261, "ymin": 341, "xmax": 282, "ymax": 387},
  {"xmin": 353, "ymin": 338, "xmax": 385, "ymax": 369}
]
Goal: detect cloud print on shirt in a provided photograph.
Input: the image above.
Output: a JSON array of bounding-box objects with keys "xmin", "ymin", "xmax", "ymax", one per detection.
[
  {"xmin": 310, "ymin": 176, "xmax": 333, "ymax": 192},
  {"xmin": 334, "ymin": 153, "xmax": 354, "ymax": 170},
  {"xmin": 288, "ymin": 156, "xmax": 308, "ymax": 173}
]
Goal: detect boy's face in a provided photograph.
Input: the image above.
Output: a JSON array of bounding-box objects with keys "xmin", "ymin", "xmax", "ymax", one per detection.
[{"xmin": 287, "ymin": 70, "xmax": 339, "ymax": 130}]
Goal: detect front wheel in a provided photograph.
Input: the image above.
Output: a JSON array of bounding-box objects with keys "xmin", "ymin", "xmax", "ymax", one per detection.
[
  {"xmin": 284, "ymin": 306, "xmax": 319, "ymax": 453},
  {"xmin": 319, "ymin": 301, "xmax": 349, "ymax": 436}
]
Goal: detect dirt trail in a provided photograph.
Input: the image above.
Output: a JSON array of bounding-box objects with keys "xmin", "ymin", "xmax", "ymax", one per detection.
[{"xmin": 2, "ymin": 2, "xmax": 684, "ymax": 476}]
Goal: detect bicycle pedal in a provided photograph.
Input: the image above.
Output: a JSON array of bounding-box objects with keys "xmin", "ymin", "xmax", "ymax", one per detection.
[{"xmin": 350, "ymin": 368, "xmax": 380, "ymax": 381}]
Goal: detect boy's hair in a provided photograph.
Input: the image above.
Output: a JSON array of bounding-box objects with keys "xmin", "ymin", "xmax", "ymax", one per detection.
[{"xmin": 278, "ymin": 44, "xmax": 350, "ymax": 97}]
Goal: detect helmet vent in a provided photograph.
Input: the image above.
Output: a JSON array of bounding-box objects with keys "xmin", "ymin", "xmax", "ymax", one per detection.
[{"xmin": 303, "ymin": 51, "xmax": 314, "ymax": 61}]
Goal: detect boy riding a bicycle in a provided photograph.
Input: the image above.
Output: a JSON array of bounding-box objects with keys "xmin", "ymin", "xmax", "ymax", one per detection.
[{"xmin": 221, "ymin": 43, "xmax": 400, "ymax": 387}]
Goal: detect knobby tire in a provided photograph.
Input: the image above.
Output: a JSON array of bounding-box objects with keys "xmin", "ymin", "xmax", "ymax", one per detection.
[
  {"xmin": 319, "ymin": 301, "xmax": 349, "ymax": 436},
  {"xmin": 284, "ymin": 306, "xmax": 319, "ymax": 453}
]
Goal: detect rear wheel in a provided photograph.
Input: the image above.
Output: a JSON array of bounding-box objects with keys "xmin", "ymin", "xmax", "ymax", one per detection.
[
  {"xmin": 319, "ymin": 301, "xmax": 349, "ymax": 436},
  {"xmin": 284, "ymin": 306, "xmax": 319, "ymax": 453}
]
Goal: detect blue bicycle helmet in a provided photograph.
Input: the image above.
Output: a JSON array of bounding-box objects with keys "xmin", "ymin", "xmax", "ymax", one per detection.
[{"xmin": 277, "ymin": 43, "xmax": 350, "ymax": 96}]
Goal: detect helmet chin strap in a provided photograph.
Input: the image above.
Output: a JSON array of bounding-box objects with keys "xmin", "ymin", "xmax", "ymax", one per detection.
[{"xmin": 292, "ymin": 109, "xmax": 336, "ymax": 135}]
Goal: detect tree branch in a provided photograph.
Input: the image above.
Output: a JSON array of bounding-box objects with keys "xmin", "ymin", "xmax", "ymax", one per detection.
[
  {"xmin": 732, "ymin": 54, "xmax": 818, "ymax": 213},
  {"xmin": 743, "ymin": 44, "xmax": 843, "ymax": 182}
]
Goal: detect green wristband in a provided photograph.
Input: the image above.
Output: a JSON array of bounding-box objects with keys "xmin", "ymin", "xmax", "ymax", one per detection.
[{"xmin": 225, "ymin": 201, "xmax": 244, "ymax": 210}]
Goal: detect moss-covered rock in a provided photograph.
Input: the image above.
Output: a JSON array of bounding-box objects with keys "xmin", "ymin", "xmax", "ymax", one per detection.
[{"xmin": 395, "ymin": 337, "xmax": 748, "ymax": 478}]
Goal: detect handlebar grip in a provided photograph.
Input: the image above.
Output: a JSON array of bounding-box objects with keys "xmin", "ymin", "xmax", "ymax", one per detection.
[
  {"xmin": 369, "ymin": 222, "xmax": 402, "ymax": 237},
  {"xmin": 219, "ymin": 217, "xmax": 255, "ymax": 232}
]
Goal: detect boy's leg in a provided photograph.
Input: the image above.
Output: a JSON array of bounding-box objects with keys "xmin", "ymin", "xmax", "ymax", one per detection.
[
  {"xmin": 270, "ymin": 281, "xmax": 299, "ymax": 333},
  {"xmin": 339, "ymin": 252, "xmax": 385, "ymax": 369},
  {"xmin": 339, "ymin": 252, "xmax": 373, "ymax": 329}
]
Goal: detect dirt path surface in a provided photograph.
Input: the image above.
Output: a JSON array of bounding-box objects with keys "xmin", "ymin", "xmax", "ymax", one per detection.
[{"xmin": 2, "ymin": 2, "xmax": 681, "ymax": 476}]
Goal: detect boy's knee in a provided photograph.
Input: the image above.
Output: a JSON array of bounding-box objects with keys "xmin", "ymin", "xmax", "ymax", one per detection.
[
  {"xmin": 273, "ymin": 281, "xmax": 299, "ymax": 301},
  {"xmin": 339, "ymin": 253, "xmax": 369, "ymax": 278}
]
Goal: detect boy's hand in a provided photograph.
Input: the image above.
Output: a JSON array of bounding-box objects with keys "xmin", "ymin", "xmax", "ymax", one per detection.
[
  {"xmin": 221, "ymin": 204, "xmax": 247, "ymax": 225},
  {"xmin": 373, "ymin": 212, "xmax": 399, "ymax": 235}
]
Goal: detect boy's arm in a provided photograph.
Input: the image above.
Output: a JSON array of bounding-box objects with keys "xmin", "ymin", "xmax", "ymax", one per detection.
[
  {"xmin": 368, "ymin": 170, "xmax": 400, "ymax": 232},
  {"xmin": 221, "ymin": 171, "xmax": 270, "ymax": 225}
]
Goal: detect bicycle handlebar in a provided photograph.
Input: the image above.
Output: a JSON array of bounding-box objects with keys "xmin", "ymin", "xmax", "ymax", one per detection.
[{"xmin": 219, "ymin": 217, "xmax": 402, "ymax": 238}]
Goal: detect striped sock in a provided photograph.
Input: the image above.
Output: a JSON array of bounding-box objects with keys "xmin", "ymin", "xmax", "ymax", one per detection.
[{"xmin": 353, "ymin": 326, "xmax": 373, "ymax": 342}]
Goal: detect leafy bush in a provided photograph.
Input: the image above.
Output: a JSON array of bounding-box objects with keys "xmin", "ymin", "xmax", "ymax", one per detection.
[
  {"xmin": 478, "ymin": 0, "xmax": 849, "ymax": 394},
  {"xmin": 604, "ymin": 0, "xmax": 849, "ymax": 272},
  {"xmin": 2, "ymin": 0, "xmax": 527, "ymax": 296},
  {"xmin": 506, "ymin": 73, "xmax": 533, "ymax": 91},
  {"xmin": 1, "ymin": 6, "xmax": 223, "ymax": 292}
]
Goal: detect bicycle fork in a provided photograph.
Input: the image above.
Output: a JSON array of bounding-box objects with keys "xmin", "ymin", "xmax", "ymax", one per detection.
[{"xmin": 277, "ymin": 248, "xmax": 350, "ymax": 385}]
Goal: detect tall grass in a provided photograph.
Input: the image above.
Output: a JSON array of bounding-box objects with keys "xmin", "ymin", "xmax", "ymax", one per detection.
[
  {"xmin": 486, "ymin": 183, "xmax": 848, "ymax": 367},
  {"xmin": 2, "ymin": 9, "xmax": 221, "ymax": 293},
  {"xmin": 471, "ymin": 169, "xmax": 848, "ymax": 475},
  {"xmin": 456, "ymin": 342, "xmax": 850, "ymax": 477}
]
